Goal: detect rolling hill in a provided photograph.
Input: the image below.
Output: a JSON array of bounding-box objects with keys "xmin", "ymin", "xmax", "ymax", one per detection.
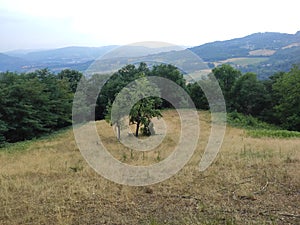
[
  {"xmin": 86, "ymin": 31, "xmax": 300, "ymax": 79},
  {"xmin": 1, "ymin": 31, "xmax": 300, "ymax": 78},
  {"xmin": 189, "ymin": 31, "xmax": 300, "ymax": 79},
  {"xmin": 3, "ymin": 46, "xmax": 118, "ymax": 73},
  {"xmin": 190, "ymin": 31, "xmax": 300, "ymax": 61},
  {"xmin": 0, "ymin": 53, "xmax": 29, "ymax": 72}
]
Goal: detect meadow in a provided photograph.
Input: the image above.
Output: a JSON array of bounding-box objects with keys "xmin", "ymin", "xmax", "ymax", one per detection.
[
  {"xmin": 216, "ymin": 57, "xmax": 269, "ymax": 67},
  {"xmin": 0, "ymin": 110, "xmax": 299, "ymax": 225}
]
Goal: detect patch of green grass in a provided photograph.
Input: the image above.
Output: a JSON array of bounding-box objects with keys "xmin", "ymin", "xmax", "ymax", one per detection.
[
  {"xmin": 0, "ymin": 127, "xmax": 71, "ymax": 153},
  {"xmin": 0, "ymin": 139, "xmax": 34, "ymax": 153},
  {"xmin": 227, "ymin": 112, "xmax": 300, "ymax": 139},
  {"xmin": 247, "ymin": 129, "xmax": 300, "ymax": 138}
]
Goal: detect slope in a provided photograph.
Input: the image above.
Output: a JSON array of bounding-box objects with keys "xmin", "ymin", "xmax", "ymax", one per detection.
[{"xmin": 0, "ymin": 110, "xmax": 299, "ymax": 224}]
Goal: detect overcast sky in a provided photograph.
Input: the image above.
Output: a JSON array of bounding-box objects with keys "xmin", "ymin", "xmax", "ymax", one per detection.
[{"xmin": 0, "ymin": 0, "xmax": 299, "ymax": 52}]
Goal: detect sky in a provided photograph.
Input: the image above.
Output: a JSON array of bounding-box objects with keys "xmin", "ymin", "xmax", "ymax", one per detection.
[{"xmin": 0, "ymin": 0, "xmax": 299, "ymax": 52}]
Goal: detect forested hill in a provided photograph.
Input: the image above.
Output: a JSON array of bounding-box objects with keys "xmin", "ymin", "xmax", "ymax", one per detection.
[
  {"xmin": 1, "ymin": 31, "xmax": 300, "ymax": 79},
  {"xmin": 190, "ymin": 31, "xmax": 300, "ymax": 61},
  {"xmin": 189, "ymin": 31, "xmax": 300, "ymax": 79}
]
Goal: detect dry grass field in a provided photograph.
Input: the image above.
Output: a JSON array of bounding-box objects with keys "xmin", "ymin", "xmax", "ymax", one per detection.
[{"xmin": 0, "ymin": 110, "xmax": 299, "ymax": 225}]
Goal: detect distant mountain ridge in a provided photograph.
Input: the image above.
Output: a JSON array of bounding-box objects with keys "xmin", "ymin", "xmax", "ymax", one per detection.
[
  {"xmin": 2, "ymin": 46, "xmax": 118, "ymax": 72},
  {"xmin": 23, "ymin": 46, "xmax": 117, "ymax": 62},
  {"xmin": 1, "ymin": 44, "xmax": 182, "ymax": 73},
  {"xmin": 189, "ymin": 31, "xmax": 300, "ymax": 79},
  {"xmin": 1, "ymin": 31, "xmax": 300, "ymax": 79},
  {"xmin": 0, "ymin": 53, "xmax": 29, "ymax": 71},
  {"xmin": 189, "ymin": 31, "xmax": 300, "ymax": 61}
]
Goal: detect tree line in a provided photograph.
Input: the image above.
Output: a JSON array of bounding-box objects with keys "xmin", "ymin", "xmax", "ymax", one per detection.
[
  {"xmin": 1, "ymin": 63, "xmax": 299, "ymax": 145},
  {"xmin": 0, "ymin": 69, "xmax": 82, "ymax": 144}
]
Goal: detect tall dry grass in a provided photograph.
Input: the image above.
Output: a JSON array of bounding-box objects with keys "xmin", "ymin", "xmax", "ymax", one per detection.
[{"xmin": 0, "ymin": 110, "xmax": 299, "ymax": 224}]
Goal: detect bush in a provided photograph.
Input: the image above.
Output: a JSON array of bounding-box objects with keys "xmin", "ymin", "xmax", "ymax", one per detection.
[{"xmin": 227, "ymin": 111, "xmax": 276, "ymax": 130}]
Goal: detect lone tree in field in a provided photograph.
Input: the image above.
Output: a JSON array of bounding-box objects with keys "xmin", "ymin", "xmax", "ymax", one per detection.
[
  {"xmin": 130, "ymin": 94, "xmax": 162, "ymax": 137},
  {"xmin": 105, "ymin": 65, "xmax": 162, "ymax": 139},
  {"xmin": 129, "ymin": 76, "xmax": 162, "ymax": 137}
]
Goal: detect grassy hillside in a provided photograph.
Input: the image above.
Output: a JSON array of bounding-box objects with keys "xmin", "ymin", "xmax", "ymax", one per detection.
[{"xmin": 0, "ymin": 110, "xmax": 299, "ymax": 224}]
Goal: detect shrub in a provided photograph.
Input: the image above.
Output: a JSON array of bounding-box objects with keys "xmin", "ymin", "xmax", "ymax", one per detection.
[{"xmin": 227, "ymin": 111, "xmax": 276, "ymax": 130}]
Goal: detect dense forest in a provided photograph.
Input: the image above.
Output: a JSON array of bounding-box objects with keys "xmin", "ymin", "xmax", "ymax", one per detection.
[{"xmin": 1, "ymin": 63, "xmax": 300, "ymax": 145}]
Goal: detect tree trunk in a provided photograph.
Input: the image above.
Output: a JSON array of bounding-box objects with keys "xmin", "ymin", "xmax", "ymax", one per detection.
[
  {"xmin": 135, "ymin": 121, "xmax": 140, "ymax": 137},
  {"xmin": 117, "ymin": 123, "xmax": 120, "ymax": 140}
]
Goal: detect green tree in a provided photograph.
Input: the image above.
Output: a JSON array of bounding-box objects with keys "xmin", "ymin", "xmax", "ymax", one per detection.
[
  {"xmin": 130, "ymin": 96, "xmax": 162, "ymax": 137},
  {"xmin": 57, "ymin": 69, "xmax": 83, "ymax": 93},
  {"xmin": 0, "ymin": 72, "xmax": 11, "ymax": 144},
  {"xmin": 34, "ymin": 69, "xmax": 73, "ymax": 130},
  {"xmin": 260, "ymin": 72, "xmax": 285, "ymax": 124},
  {"xmin": 231, "ymin": 72, "xmax": 267, "ymax": 116},
  {"xmin": 211, "ymin": 64, "xmax": 241, "ymax": 110},
  {"xmin": 105, "ymin": 72, "xmax": 162, "ymax": 138},
  {"xmin": 272, "ymin": 66, "xmax": 300, "ymax": 130},
  {"xmin": 187, "ymin": 82, "xmax": 209, "ymax": 110},
  {"xmin": 0, "ymin": 119, "xmax": 7, "ymax": 144},
  {"xmin": 96, "ymin": 64, "xmax": 145, "ymax": 120},
  {"xmin": 0, "ymin": 69, "xmax": 74, "ymax": 143},
  {"xmin": 0, "ymin": 72, "xmax": 48, "ymax": 141},
  {"xmin": 149, "ymin": 64, "xmax": 187, "ymax": 108}
]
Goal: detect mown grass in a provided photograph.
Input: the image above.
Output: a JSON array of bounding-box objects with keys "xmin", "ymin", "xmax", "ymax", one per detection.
[{"xmin": 0, "ymin": 110, "xmax": 299, "ymax": 225}]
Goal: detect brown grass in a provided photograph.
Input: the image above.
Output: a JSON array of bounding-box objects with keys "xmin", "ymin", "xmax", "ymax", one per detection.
[{"xmin": 0, "ymin": 110, "xmax": 299, "ymax": 225}]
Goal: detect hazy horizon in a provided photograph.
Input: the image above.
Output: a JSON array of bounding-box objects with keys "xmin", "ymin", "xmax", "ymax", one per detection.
[{"xmin": 1, "ymin": 0, "xmax": 300, "ymax": 52}]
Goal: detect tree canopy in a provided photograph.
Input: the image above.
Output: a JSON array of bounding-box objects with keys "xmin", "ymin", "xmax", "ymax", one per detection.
[
  {"xmin": 0, "ymin": 69, "xmax": 79, "ymax": 144},
  {"xmin": 272, "ymin": 65, "xmax": 300, "ymax": 130},
  {"xmin": 1, "ymin": 62, "xmax": 300, "ymax": 146}
]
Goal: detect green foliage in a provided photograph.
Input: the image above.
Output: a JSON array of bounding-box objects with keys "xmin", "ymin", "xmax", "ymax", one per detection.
[
  {"xmin": 0, "ymin": 69, "xmax": 74, "ymax": 144},
  {"xmin": 149, "ymin": 64, "xmax": 187, "ymax": 108},
  {"xmin": 231, "ymin": 72, "xmax": 267, "ymax": 116},
  {"xmin": 0, "ymin": 119, "xmax": 8, "ymax": 145},
  {"xmin": 2, "ymin": 59, "xmax": 300, "ymax": 146},
  {"xmin": 227, "ymin": 112, "xmax": 276, "ymax": 130},
  {"xmin": 102, "ymin": 63, "xmax": 188, "ymax": 137},
  {"xmin": 105, "ymin": 70, "xmax": 162, "ymax": 137},
  {"xmin": 0, "ymin": 139, "xmax": 33, "ymax": 153},
  {"xmin": 130, "ymin": 96, "xmax": 162, "ymax": 137},
  {"xmin": 57, "ymin": 69, "xmax": 83, "ymax": 93},
  {"xmin": 186, "ymin": 63, "xmax": 298, "ymax": 132},
  {"xmin": 272, "ymin": 65, "xmax": 300, "ymax": 130},
  {"xmin": 96, "ymin": 64, "xmax": 147, "ymax": 120},
  {"xmin": 211, "ymin": 64, "xmax": 241, "ymax": 110},
  {"xmin": 227, "ymin": 112, "xmax": 300, "ymax": 138},
  {"xmin": 187, "ymin": 82, "xmax": 209, "ymax": 110}
]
